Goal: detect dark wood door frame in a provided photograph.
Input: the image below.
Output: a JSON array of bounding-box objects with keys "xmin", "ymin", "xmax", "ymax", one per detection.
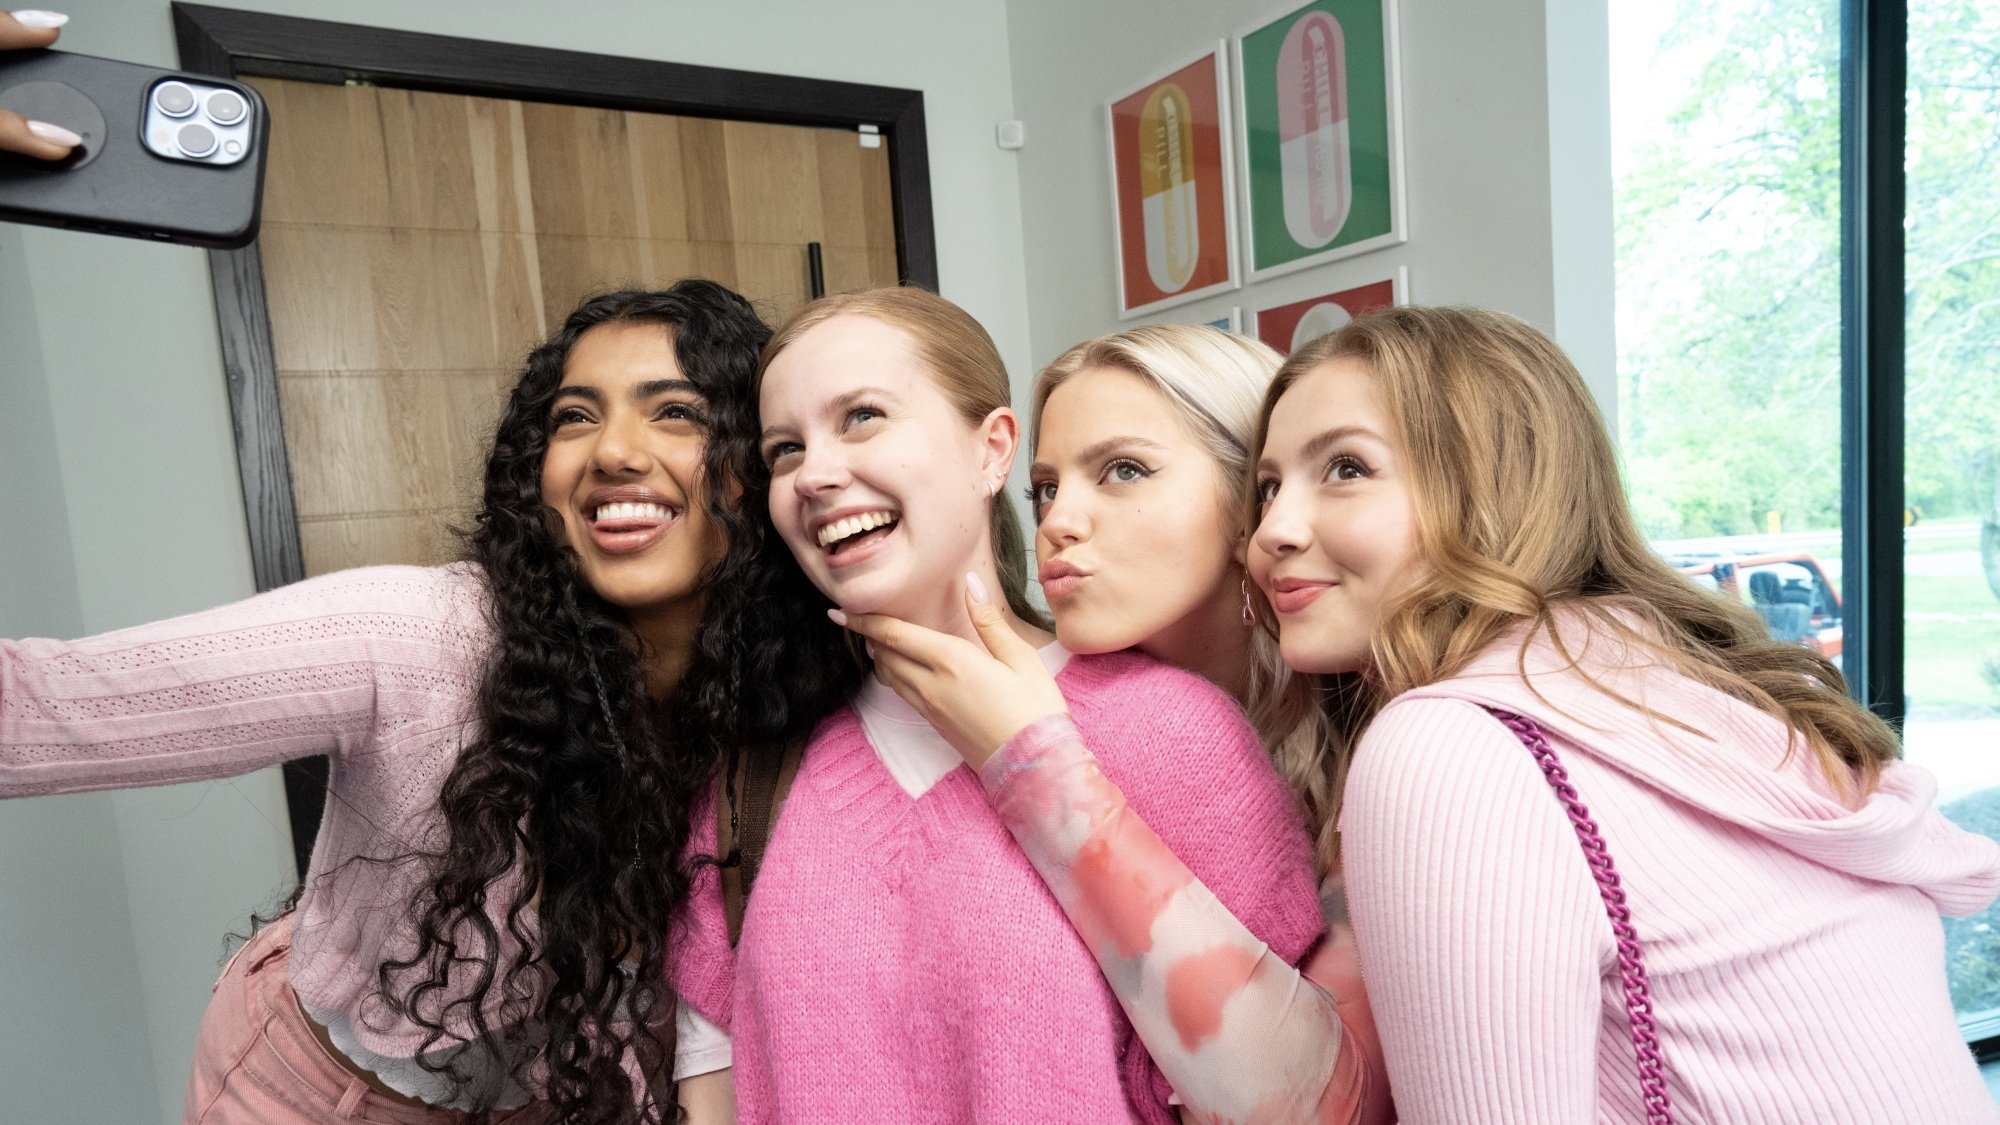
[{"xmin": 171, "ymin": 2, "xmax": 938, "ymax": 875}]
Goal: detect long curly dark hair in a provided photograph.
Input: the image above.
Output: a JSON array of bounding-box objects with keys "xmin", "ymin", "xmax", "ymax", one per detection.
[{"xmin": 381, "ymin": 282, "xmax": 861, "ymax": 1123}]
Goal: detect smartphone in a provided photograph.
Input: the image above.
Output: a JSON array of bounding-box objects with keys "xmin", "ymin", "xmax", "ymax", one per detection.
[{"xmin": 0, "ymin": 48, "xmax": 267, "ymax": 249}]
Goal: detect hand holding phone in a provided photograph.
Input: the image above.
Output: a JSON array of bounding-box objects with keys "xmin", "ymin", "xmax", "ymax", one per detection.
[
  {"xmin": 0, "ymin": 8, "xmax": 76, "ymax": 159},
  {"xmin": 0, "ymin": 10, "xmax": 268, "ymax": 247}
]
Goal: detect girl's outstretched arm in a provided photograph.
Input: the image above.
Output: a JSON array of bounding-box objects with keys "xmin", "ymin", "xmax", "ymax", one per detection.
[{"xmin": 2, "ymin": 565, "xmax": 487, "ymax": 797}]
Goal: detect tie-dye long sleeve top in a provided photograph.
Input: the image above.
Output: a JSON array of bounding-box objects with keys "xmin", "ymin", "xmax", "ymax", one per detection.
[{"xmin": 981, "ymin": 715, "xmax": 1394, "ymax": 1125}]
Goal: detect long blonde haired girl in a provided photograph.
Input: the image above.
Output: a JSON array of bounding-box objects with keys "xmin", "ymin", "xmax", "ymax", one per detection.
[
  {"xmin": 1032, "ymin": 325, "xmax": 1341, "ymax": 861},
  {"xmin": 1250, "ymin": 304, "xmax": 2000, "ymax": 1123},
  {"xmin": 1257, "ymin": 306, "xmax": 1896, "ymax": 784}
]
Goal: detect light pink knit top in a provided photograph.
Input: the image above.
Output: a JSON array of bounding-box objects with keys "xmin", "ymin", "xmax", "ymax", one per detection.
[
  {"xmin": 0, "ymin": 565, "xmax": 529, "ymax": 1061},
  {"xmin": 670, "ymin": 650, "xmax": 1324, "ymax": 1123},
  {"xmin": 1341, "ymin": 615, "xmax": 2000, "ymax": 1123}
]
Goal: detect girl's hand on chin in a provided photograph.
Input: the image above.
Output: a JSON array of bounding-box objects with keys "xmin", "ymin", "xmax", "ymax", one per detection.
[{"xmin": 831, "ymin": 574, "xmax": 1068, "ymax": 769}]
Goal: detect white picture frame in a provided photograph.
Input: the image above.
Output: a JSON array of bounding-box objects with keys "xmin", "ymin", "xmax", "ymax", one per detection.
[
  {"xmin": 1106, "ymin": 42, "xmax": 1243, "ymax": 319},
  {"xmin": 1233, "ymin": 0, "xmax": 1408, "ymax": 283}
]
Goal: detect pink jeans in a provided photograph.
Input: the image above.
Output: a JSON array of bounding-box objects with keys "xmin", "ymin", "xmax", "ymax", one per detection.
[{"xmin": 182, "ymin": 914, "xmax": 552, "ymax": 1124}]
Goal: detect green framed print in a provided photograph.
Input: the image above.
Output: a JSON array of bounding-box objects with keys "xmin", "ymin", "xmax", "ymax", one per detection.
[{"xmin": 1235, "ymin": 0, "xmax": 1406, "ymax": 280}]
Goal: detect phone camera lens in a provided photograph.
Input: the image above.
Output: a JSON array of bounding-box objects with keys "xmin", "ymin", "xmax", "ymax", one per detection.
[
  {"xmin": 176, "ymin": 122, "xmax": 219, "ymax": 158},
  {"xmin": 205, "ymin": 90, "xmax": 247, "ymax": 126},
  {"xmin": 155, "ymin": 82, "xmax": 197, "ymax": 118}
]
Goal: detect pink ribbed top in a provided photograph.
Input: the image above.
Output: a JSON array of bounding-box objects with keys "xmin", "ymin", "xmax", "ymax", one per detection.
[{"xmin": 1341, "ymin": 616, "xmax": 2000, "ymax": 1123}]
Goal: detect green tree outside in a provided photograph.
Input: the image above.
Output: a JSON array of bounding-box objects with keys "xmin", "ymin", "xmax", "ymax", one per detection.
[
  {"xmin": 1616, "ymin": 0, "xmax": 2000, "ymax": 547},
  {"xmin": 1612, "ymin": 0, "xmax": 2000, "ymax": 1022}
]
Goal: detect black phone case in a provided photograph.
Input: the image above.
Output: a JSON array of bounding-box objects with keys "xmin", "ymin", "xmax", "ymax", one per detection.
[{"xmin": 0, "ymin": 49, "xmax": 267, "ymax": 249}]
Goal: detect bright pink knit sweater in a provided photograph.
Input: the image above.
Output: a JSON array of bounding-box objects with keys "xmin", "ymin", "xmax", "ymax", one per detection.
[
  {"xmin": 1342, "ymin": 614, "xmax": 2000, "ymax": 1123},
  {"xmin": 670, "ymin": 650, "xmax": 1324, "ymax": 1123}
]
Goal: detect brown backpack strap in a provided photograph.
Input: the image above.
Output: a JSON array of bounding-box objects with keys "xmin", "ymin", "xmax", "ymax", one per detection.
[{"xmin": 717, "ymin": 737, "xmax": 806, "ymax": 946}]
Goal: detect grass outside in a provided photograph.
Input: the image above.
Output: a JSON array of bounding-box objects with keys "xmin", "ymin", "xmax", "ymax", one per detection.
[
  {"xmin": 1896, "ymin": 529, "xmax": 2000, "ymax": 1022},
  {"xmin": 1906, "ymin": 547, "xmax": 2000, "ymax": 716},
  {"xmin": 1909, "ymin": 528, "xmax": 1982, "ymax": 555}
]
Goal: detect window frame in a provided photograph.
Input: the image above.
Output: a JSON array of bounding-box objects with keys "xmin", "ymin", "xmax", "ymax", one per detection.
[{"xmin": 1838, "ymin": 0, "xmax": 1904, "ymax": 727}]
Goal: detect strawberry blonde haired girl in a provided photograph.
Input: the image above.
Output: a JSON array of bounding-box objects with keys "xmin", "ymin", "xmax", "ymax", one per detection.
[{"xmin": 1250, "ymin": 305, "xmax": 2000, "ymax": 1123}]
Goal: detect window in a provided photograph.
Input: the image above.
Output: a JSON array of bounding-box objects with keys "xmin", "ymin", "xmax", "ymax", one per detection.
[
  {"xmin": 1611, "ymin": 1, "xmax": 1843, "ymax": 565},
  {"xmin": 1906, "ymin": 0, "xmax": 2000, "ymax": 1034},
  {"xmin": 1614, "ymin": 0, "xmax": 2000, "ymax": 1043}
]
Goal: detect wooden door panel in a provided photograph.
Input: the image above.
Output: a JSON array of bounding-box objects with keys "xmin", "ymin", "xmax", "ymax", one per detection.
[
  {"xmin": 254, "ymin": 79, "xmax": 392, "ymax": 228},
  {"xmin": 277, "ymin": 370, "xmax": 507, "ymax": 519},
  {"xmin": 731, "ymin": 242, "xmax": 815, "ymax": 323},
  {"xmin": 812, "ymin": 129, "xmax": 897, "ymax": 251},
  {"xmin": 260, "ymin": 225, "xmax": 543, "ymax": 372},
  {"xmin": 300, "ymin": 514, "xmax": 462, "ymax": 574},
  {"xmin": 722, "ymin": 120, "xmax": 823, "ymax": 247},
  {"xmin": 821, "ymin": 245, "xmax": 900, "ymax": 300},
  {"xmin": 459, "ymin": 96, "xmax": 539, "ymax": 237},
  {"xmin": 252, "ymin": 77, "xmax": 901, "ymax": 577},
  {"xmin": 372, "ymin": 87, "xmax": 491, "ymax": 232},
  {"xmin": 677, "ymin": 117, "xmax": 735, "ymax": 245},
  {"xmin": 626, "ymin": 112, "xmax": 693, "ymax": 243},
  {"xmin": 521, "ymin": 102, "xmax": 645, "ymax": 239},
  {"xmin": 529, "ymin": 234, "xmax": 708, "ymax": 329}
]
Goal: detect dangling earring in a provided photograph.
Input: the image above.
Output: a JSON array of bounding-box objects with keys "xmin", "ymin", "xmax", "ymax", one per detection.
[{"xmin": 1241, "ymin": 575, "xmax": 1257, "ymax": 627}]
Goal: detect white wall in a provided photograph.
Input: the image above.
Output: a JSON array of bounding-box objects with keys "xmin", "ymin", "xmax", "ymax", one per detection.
[
  {"xmin": 1545, "ymin": 0, "xmax": 1618, "ymax": 429},
  {"xmin": 5, "ymin": 219, "xmax": 300, "ymax": 1124},
  {"xmin": 14, "ymin": 206, "xmax": 299, "ymax": 1125},
  {"xmin": 0, "ymin": 223, "xmax": 167, "ymax": 1125},
  {"xmin": 4, "ymin": 1, "xmax": 1608, "ymax": 1119},
  {"xmin": 1003, "ymin": 0, "xmax": 1617, "ymax": 419}
]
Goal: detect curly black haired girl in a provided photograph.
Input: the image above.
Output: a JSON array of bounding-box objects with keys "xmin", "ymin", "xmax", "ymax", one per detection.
[{"xmin": 0, "ymin": 280, "xmax": 858, "ymax": 1125}]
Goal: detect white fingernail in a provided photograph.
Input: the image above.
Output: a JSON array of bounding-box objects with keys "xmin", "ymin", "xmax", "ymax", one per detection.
[
  {"xmin": 27, "ymin": 119, "xmax": 81, "ymax": 147},
  {"xmin": 12, "ymin": 10, "xmax": 71, "ymax": 29}
]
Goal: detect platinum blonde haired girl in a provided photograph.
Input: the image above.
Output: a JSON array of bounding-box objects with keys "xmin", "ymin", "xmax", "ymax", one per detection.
[{"xmin": 1033, "ymin": 325, "xmax": 1342, "ymax": 866}]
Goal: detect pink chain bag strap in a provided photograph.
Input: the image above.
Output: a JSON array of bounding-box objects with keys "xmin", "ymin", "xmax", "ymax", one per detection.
[{"xmin": 1486, "ymin": 707, "xmax": 1675, "ymax": 1125}]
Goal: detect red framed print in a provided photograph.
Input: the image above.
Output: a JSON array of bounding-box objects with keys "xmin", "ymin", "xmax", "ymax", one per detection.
[
  {"xmin": 1108, "ymin": 45, "xmax": 1239, "ymax": 318},
  {"xmin": 1251, "ymin": 269, "xmax": 1406, "ymax": 353}
]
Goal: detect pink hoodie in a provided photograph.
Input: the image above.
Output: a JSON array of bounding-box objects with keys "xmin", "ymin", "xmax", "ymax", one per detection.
[{"xmin": 1341, "ymin": 614, "xmax": 2000, "ymax": 1123}]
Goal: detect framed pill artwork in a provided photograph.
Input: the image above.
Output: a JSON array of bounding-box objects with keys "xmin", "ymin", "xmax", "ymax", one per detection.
[
  {"xmin": 1107, "ymin": 44, "xmax": 1240, "ymax": 319},
  {"xmin": 1235, "ymin": 0, "xmax": 1406, "ymax": 281},
  {"xmin": 1251, "ymin": 269, "xmax": 1405, "ymax": 354}
]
